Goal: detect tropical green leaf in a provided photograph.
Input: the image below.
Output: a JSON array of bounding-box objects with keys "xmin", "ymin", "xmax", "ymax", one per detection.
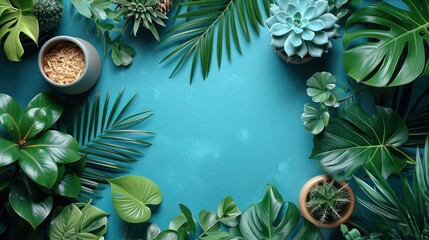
[
  {"xmin": 311, "ymin": 103, "xmax": 412, "ymax": 180},
  {"xmin": 306, "ymin": 72, "xmax": 338, "ymax": 107},
  {"xmin": 343, "ymin": 0, "xmax": 429, "ymax": 87},
  {"xmin": 0, "ymin": 92, "xmax": 22, "ymax": 120},
  {"xmin": 26, "ymin": 92, "xmax": 63, "ymax": 131},
  {"xmin": 0, "ymin": 112, "xmax": 20, "ymax": 142},
  {"xmin": 238, "ymin": 184, "xmax": 319, "ymax": 240},
  {"xmin": 217, "ymin": 196, "xmax": 240, "ymax": 227},
  {"xmin": 0, "ymin": 0, "xmax": 38, "ymax": 61},
  {"xmin": 0, "ymin": 137, "xmax": 19, "ymax": 166},
  {"xmin": 19, "ymin": 108, "xmax": 47, "ymax": 140},
  {"xmin": 27, "ymin": 130, "xmax": 81, "ymax": 164},
  {"xmin": 168, "ymin": 214, "xmax": 191, "ymax": 239},
  {"xmin": 199, "ymin": 210, "xmax": 220, "ymax": 233},
  {"xmin": 71, "ymin": 0, "xmax": 92, "ymax": 18},
  {"xmin": 161, "ymin": 0, "xmax": 271, "ymax": 82},
  {"xmin": 19, "ymin": 148, "xmax": 58, "ymax": 188},
  {"xmin": 301, "ymin": 104, "xmax": 330, "ymax": 135},
  {"xmin": 79, "ymin": 202, "xmax": 108, "ymax": 236},
  {"xmin": 61, "ymin": 87, "xmax": 153, "ymax": 199},
  {"xmin": 53, "ymin": 170, "xmax": 81, "ymax": 198},
  {"xmin": 49, "ymin": 204, "xmax": 82, "ymax": 240},
  {"xmin": 179, "ymin": 203, "xmax": 197, "ymax": 235},
  {"xmin": 108, "ymin": 175, "xmax": 162, "ymax": 223},
  {"xmin": 9, "ymin": 176, "xmax": 53, "ymax": 229}
]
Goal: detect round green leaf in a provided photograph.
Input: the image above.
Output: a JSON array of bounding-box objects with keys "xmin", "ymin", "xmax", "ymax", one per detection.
[
  {"xmin": 9, "ymin": 177, "xmax": 53, "ymax": 229},
  {"xmin": 27, "ymin": 130, "xmax": 80, "ymax": 164},
  {"xmin": 199, "ymin": 210, "xmax": 220, "ymax": 232},
  {"xmin": 0, "ymin": 137, "xmax": 19, "ymax": 166},
  {"xmin": 108, "ymin": 175, "xmax": 162, "ymax": 223},
  {"xmin": 19, "ymin": 148, "xmax": 58, "ymax": 188},
  {"xmin": 343, "ymin": 0, "xmax": 429, "ymax": 87},
  {"xmin": 20, "ymin": 108, "xmax": 47, "ymax": 140},
  {"xmin": 311, "ymin": 103, "xmax": 410, "ymax": 179},
  {"xmin": 301, "ymin": 104, "xmax": 330, "ymax": 135},
  {"xmin": 53, "ymin": 170, "xmax": 81, "ymax": 198},
  {"xmin": 49, "ymin": 204, "xmax": 82, "ymax": 240},
  {"xmin": 217, "ymin": 196, "xmax": 241, "ymax": 227},
  {"xmin": 26, "ymin": 92, "xmax": 63, "ymax": 130}
]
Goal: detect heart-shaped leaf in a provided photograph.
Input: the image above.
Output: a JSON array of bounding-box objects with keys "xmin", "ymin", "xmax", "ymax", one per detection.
[
  {"xmin": 0, "ymin": 137, "xmax": 19, "ymax": 166},
  {"xmin": 19, "ymin": 108, "xmax": 47, "ymax": 141},
  {"xmin": 9, "ymin": 176, "xmax": 53, "ymax": 229},
  {"xmin": 26, "ymin": 92, "xmax": 63, "ymax": 130},
  {"xmin": 53, "ymin": 170, "xmax": 81, "ymax": 198},
  {"xmin": 27, "ymin": 130, "xmax": 80, "ymax": 164},
  {"xmin": 311, "ymin": 103, "xmax": 411, "ymax": 179},
  {"xmin": 108, "ymin": 175, "xmax": 162, "ymax": 223},
  {"xmin": 239, "ymin": 184, "xmax": 319, "ymax": 240},
  {"xmin": 49, "ymin": 204, "xmax": 82, "ymax": 239},
  {"xmin": 343, "ymin": 0, "xmax": 429, "ymax": 87},
  {"xmin": 19, "ymin": 148, "xmax": 58, "ymax": 188}
]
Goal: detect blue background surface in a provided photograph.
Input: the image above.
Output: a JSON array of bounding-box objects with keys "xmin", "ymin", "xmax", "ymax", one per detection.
[{"xmin": 0, "ymin": 1, "xmax": 352, "ymax": 239}]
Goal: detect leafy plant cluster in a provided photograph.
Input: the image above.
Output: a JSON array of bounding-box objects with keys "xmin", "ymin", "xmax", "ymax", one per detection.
[
  {"xmin": 305, "ymin": 178, "xmax": 350, "ymax": 224},
  {"xmin": 70, "ymin": 0, "xmax": 170, "ymax": 66}
]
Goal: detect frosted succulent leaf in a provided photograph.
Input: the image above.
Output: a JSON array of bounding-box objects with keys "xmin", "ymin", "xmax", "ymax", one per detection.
[
  {"xmin": 266, "ymin": 0, "xmax": 338, "ymax": 59},
  {"xmin": 301, "ymin": 104, "xmax": 330, "ymax": 135}
]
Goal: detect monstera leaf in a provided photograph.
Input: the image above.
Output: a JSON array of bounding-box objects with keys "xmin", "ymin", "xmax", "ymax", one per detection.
[
  {"xmin": 238, "ymin": 184, "xmax": 319, "ymax": 240},
  {"xmin": 343, "ymin": 0, "xmax": 429, "ymax": 87},
  {"xmin": 311, "ymin": 104, "xmax": 413, "ymax": 180}
]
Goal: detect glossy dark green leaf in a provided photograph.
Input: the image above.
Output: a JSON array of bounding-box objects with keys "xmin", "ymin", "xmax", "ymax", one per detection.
[
  {"xmin": 9, "ymin": 178, "xmax": 53, "ymax": 228},
  {"xmin": 239, "ymin": 184, "xmax": 318, "ymax": 240},
  {"xmin": 0, "ymin": 93, "xmax": 22, "ymax": 120},
  {"xmin": 53, "ymin": 170, "xmax": 81, "ymax": 198},
  {"xmin": 28, "ymin": 130, "xmax": 80, "ymax": 164},
  {"xmin": 217, "ymin": 196, "xmax": 240, "ymax": 227},
  {"xmin": 343, "ymin": 0, "xmax": 429, "ymax": 87},
  {"xmin": 19, "ymin": 108, "xmax": 47, "ymax": 140},
  {"xmin": 0, "ymin": 112, "xmax": 20, "ymax": 142},
  {"xmin": 0, "ymin": 165, "xmax": 13, "ymax": 191},
  {"xmin": 179, "ymin": 203, "xmax": 196, "ymax": 235},
  {"xmin": 311, "ymin": 103, "xmax": 411, "ymax": 179},
  {"xmin": 108, "ymin": 175, "xmax": 162, "ymax": 223},
  {"xmin": 19, "ymin": 148, "xmax": 58, "ymax": 188},
  {"xmin": 49, "ymin": 204, "xmax": 82, "ymax": 239},
  {"xmin": 26, "ymin": 92, "xmax": 63, "ymax": 130},
  {"xmin": 0, "ymin": 137, "xmax": 19, "ymax": 166}
]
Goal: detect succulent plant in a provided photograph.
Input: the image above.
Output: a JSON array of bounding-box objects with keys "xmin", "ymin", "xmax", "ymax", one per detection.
[
  {"xmin": 306, "ymin": 178, "xmax": 350, "ymax": 224},
  {"xmin": 113, "ymin": 0, "xmax": 169, "ymax": 41},
  {"xmin": 266, "ymin": 0, "xmax": 339, "ymax": 60},
  {"xmin": 301, "ymin": 103, "xmax": 330, "ymax": 135},
  {"xmin": 306, "ymin": 71, "xmax": 338, "ymax": 107}
]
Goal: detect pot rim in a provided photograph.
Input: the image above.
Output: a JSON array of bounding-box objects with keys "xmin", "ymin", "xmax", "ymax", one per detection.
[
  {"xmin": 38, "ymin": 35, "xmax": 90, "ymax": 87},
  {"xmin": 298, "ymin": 174, "xmax": 355, "ymax": 228}
]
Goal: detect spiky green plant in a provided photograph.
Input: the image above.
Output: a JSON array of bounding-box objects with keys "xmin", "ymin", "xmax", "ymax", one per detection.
[
  {"xmin": 306, "ymin": 178, "xmax": 350, "ymax": 224},
  {"xmin": 113, "ymin": 0, "xmax": 169, "ymax": 41},
  {"xmin": 61, "ymin": 87, "xmax": 153, "ymax": 200}
]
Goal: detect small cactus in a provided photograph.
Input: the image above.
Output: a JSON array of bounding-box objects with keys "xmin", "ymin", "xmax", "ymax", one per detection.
[{"xmin": 305, "ymin": 178, "xmax": 350, "ymax": 224}]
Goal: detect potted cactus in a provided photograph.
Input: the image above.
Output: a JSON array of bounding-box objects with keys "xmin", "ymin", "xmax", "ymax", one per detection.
[
  {"xmin": 265, "ymin": 0, "xmax": 339, "ymax": 63},
  {"xmin": 0, "ymin": 0, "xmax": 63, "ymax": 61},
  {"xmin": 298, "ymin": 174, "xmax": 355, "ymax": 228}
]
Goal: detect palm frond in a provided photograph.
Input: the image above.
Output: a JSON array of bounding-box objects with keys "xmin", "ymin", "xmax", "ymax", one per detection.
[
  {"xmin": 161, "ymin": 0, "xmax": 273, "ymax": 83},
  {"xmin": 61, "ymin": 87, "xmax": 153, "ymax": 200}
]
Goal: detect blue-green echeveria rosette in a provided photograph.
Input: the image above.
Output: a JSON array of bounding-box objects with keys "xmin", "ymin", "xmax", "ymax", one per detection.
[{"xmin": 266, "ymin": 0, "xmax": 338, "ymax": 60}]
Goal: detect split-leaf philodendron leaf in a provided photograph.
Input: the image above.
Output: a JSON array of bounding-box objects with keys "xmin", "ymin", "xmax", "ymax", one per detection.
[
  {"xmin": 109, "ymin": 175, "xmax": 162, "ymax": 223},
  {"xmin": 311, "ymin": 103, "xmax": 412, "ymax": 180},
  {"xmin": 343, "ymin": 0, "xmax": 429, "ymax": 87}
]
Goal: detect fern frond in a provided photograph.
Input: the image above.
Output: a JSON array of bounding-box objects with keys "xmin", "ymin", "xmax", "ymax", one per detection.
[
  {"xmin": 161, "ymin": 0, "xmax": 272, "ymax": 83},
  {"xmin": 62, "ymin": 87, "xmax": 153, "ymax": 200}
]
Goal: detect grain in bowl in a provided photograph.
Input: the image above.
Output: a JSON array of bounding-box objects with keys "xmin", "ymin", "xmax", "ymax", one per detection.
[{"xmin": 42, "ymin": 42, "xmax": 85, "ymax": 84}]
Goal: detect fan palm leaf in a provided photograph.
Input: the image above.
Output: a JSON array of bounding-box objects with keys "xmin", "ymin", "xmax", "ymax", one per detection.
[
  {"xmin": 61, "ymin": 87, "xmax": 153, "ymax": 200},
  {"xmin": 161, "ymin": 0, "xmax": 273, "ymax": 82}
]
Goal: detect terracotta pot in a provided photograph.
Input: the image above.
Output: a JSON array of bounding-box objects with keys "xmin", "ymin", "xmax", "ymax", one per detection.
[
  {"xmin": 298, "ymin": 174, "xmax": 355, "ymax": 228},
  {"xmin": 38, "ymin": 35, "xmax": 101, "ymax": 95},
  {"xmin": 275, "ymin": 49, "xmax": 313, "ymax": 64}
]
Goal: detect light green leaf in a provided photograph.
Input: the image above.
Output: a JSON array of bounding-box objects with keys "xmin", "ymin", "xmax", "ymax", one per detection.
[
  {"xmin": 26, "ymin": 92, "xmax": 63, "ymax": 130},
  {"xmin": 71, "ymin": 0, "xmax": 92, "ymax": 18},
  {"xmin": 301, "ymin": 104, "xmax": 330, "ymax": 135},
  {"xmin": 311, "ymin": 103, "xmax": 411, "ymax": 180},
  {"xmin": 153, "ymin": 230, "xmax": 178, "ymax": 240},
  {"xmin": 343, "ymin": 0, "xmax": 429, "ymax": 87},
  {"xmin": 239, "ymin": 184, "xmax": 318, "ymax": 240},
  {"xmin": 0, "ymin": 137, "xmax": 19, "ymax": 166},
  {"xmin": 217, "ymin": 196, "xmax": 240, "ymax": 227},
  {"xmin": 79, "ymin": 203, "xmax": 108, "ymax": 236},
  {"xmin": 9, "ymin": 177, "xmax": 53, "ymax": 229},
  {"xmin": 19, "ymin": 148, "xmax": 58, "ymax": 188},
  {"xmin": 108, "ymin": 175, "xmax": 162, "ymax": 223},
  {"xmin": 199, "ymin": 210, "xmax": 220, "ymax": 232},
  {"xmin": 0, "ymin": 2, "xmax": 38, "ymax": 61},
  {"xmin": 168, "ymin": 214, "xmax": 191, "ymax": 240},
  {"xmin": 49, "ymin": 204, "xmax": 82, "ymax": 240},
  {"xmin": 28, "ymin": 130, "xmax": 80, "ymax": 164}
]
